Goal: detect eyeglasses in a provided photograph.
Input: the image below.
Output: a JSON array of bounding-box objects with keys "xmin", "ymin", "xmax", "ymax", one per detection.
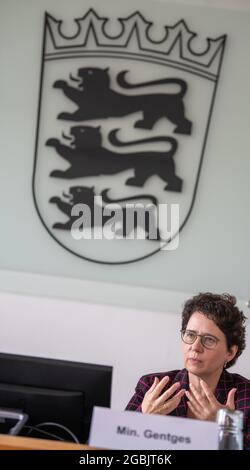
[{"xmin": 181, "ymin": 329, "xmax": 219, "ymax": 349}]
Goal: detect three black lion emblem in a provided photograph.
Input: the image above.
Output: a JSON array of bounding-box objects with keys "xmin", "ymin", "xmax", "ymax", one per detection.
[{"xmin": 47, "ymin": 66, "xmax": 192, "ymax": 239}]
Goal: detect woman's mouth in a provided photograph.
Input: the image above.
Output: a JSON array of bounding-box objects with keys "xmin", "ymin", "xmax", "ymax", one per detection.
[{"xmin": 188, "ymin": 358, "xmax": 202, "ymax": 364}]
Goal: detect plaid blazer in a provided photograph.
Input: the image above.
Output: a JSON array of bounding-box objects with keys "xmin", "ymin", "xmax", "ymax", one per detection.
[{"xmin": 125, "ymin": 368, "xmax": 250, "ymax": 450}]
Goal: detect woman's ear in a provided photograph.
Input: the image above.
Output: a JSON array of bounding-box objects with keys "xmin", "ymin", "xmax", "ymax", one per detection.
[{"xmin": 226, "ymin": 345, "xmax": 238, "ymax": 363}]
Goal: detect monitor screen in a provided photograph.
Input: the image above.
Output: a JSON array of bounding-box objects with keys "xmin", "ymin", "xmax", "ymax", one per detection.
[{"xmin": 0, "ymin": 353, "xmax": 113, "ymax": 443}]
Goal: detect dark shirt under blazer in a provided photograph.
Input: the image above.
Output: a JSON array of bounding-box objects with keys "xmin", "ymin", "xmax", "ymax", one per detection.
[{"xmin": 126, "ymin": 368, "xmax": 250, "ymax": 450}]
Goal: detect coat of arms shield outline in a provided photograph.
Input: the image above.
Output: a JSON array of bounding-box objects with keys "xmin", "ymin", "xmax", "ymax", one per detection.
[{"xmin": 33, "ymin": 10, "xmax": 226, "ymax": 264}]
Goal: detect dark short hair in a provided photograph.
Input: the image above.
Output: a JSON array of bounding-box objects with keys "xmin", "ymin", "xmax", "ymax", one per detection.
[{"xmin": 181, "ymin": 292, "xmax": 247, "ymax": 368}]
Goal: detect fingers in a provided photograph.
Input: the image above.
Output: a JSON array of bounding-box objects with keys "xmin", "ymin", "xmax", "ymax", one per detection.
[
  {"xmin": 186, "ymin": 400, "xmax": 200, "ymax": 419},
  {"xmin": 188, "ymin": 383, "xmax": 207, "ymax": 408},
  {"xmin": 186, "ymin": 383, "xmax": 221, "ymax": 421},
  {"xmin": 155, "ymin": 381, "xmax": 181, "ymax": 407},
  {"xmin": 149, "ymin": 376, "xmax": 169, "ymax": 400},
  {"xmin": 185, "ymin": 389, "xmax": 203, "ymax": 415},
  {"xmin": 162, "ymin": 388, "xmax": 186, "ymax": 415},
  {"xmin": 147, "ymin": 376, "xmax": 159, "ymax": 393},
  {"xmin": 143, "ymin": 376, "xmax": 185, "ymax": 415},
  {"xmin": 142, "ymin": 376, "xmax": 169, "ymax": 414},
  {"xmin": 185, "ymin": 383, "xmax": 237, "ymax": 421},
  {"xmin": 199, "ymin": 380, "xmax": 218, "ymax": 406},
  {"xmin": 226, "ymin": 388, "xmax": 236, "ymax": 410}
]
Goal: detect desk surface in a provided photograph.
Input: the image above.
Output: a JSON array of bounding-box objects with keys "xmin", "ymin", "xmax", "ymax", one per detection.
[{"xmin": 0, "ymin": 434, "xmax": 95, "ymax": 450}]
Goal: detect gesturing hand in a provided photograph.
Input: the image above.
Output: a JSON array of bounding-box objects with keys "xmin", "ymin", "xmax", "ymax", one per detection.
[
  {"xmin": 141, "ymin": 376, "xmax": 186, "ymax": 415},
  {"xmin": 185, "ymin": 380, "xmax": 237, "ymax": 421}
]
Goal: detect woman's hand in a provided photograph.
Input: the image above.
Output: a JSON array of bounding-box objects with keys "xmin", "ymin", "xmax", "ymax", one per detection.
[
  {"xmin": 185, "ymin": 380, "xmax": 237, "ymax": 421},
  {"xmin": 141, "ymin": 376, "xmax": 186, "ymax": 415}
]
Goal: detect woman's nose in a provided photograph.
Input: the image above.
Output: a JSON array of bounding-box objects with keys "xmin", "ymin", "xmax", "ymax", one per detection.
[{"xmin": 191, "ymin": 336, "xmax": 203, "ymax": 351}]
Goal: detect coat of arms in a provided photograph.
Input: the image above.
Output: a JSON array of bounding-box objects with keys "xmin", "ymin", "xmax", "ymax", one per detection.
[{"xmin": 33, "ymin": 10, "xmax": 226, "ymax": 264}]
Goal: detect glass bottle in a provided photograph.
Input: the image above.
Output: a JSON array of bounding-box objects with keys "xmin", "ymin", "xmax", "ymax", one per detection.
[{"xmin": 217, "ymin": 409, "xmax": 243, "ymax": 450}]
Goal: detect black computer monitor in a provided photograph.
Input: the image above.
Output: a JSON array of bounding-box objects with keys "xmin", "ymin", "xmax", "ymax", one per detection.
[{"xmin": 0, "ymin": 352, "xmax": 113, "ymax": 443}]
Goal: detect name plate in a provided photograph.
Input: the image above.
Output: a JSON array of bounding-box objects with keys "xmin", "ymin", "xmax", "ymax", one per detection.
[{"xmin": 89, "ymin": 407, "xmax": 218, "ymax": 450}]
